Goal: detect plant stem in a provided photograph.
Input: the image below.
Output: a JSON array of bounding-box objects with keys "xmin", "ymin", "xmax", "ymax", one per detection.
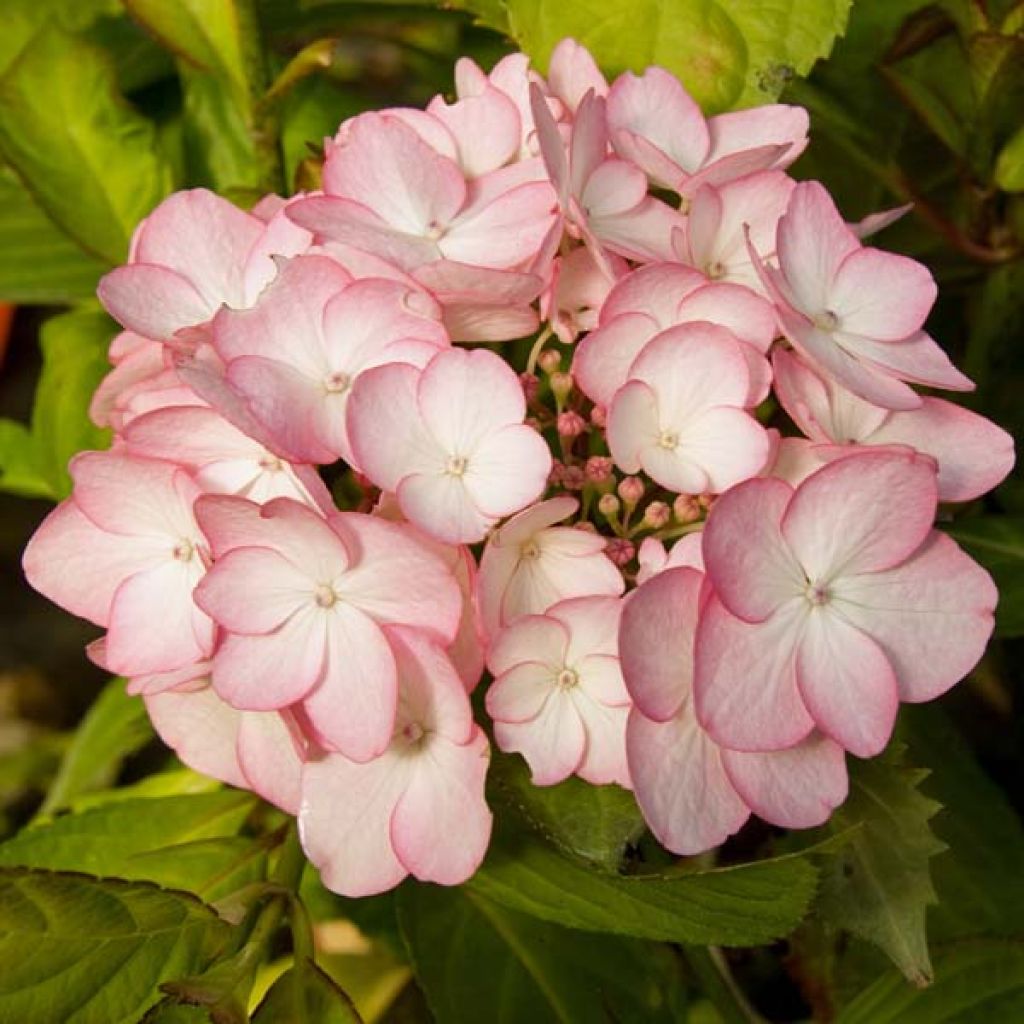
[{"xmin": 681, "ymin": 945, "xmax": 766, "ymax": 1024}]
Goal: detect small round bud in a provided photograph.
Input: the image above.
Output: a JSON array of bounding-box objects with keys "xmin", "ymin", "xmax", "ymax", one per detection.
[
  {"xmin": 557, "ymin": 410, "xmax": 587, "ymax": 438},
  {"xmin": 597, "ymin": 493, "xmax": 621, "ymax": 519},
  {"xmin": 561, "ymin": 465, "xmax": 585, "ymax": 491},
  {"xmin": 549, "ymin": 371, "xmax": 573, "ymax": 404},
  {"xmin": 584, "ymin": 455, "xmax": 613, "ymax": 483},
  {"xmin": 673, "ymin": 494, "xmax": 701, "ymax": 524},
  {"xmin": 548, "ymin": 462, "xmax": 565, "ymax": 486},
  {"xmin": 519, "ymin": 371, "xmax": 539, "ymax": 402},
  {"xmin": 573, "ymin": 520, "xmax": 598, "ymax": 533},
  {"xmin": 590, "ymin": 404, "xmax": 607, "ymax": 428},
  {"xmin": 697, "ymin": 492, "xmax": 715, "ymax": 511},
  {"xmin": 537, "ymin": 349, "xmax": 562, "ymax": 374},
  {"xmin": 606, "ymin": 537, "xmax": 636, "ymax": 567},
  {"xmin": 643, "ymin": 501, "xmax": 671, "ymax": 529},
  {"xmin": 617, "ymin": 476, "xmax": 644, "ymax": 506}
]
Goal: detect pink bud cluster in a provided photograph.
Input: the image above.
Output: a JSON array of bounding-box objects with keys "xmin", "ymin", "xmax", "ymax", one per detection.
[{"xmin": 24, "ymin": 40, "xmax": 1014, "ymax": 893}]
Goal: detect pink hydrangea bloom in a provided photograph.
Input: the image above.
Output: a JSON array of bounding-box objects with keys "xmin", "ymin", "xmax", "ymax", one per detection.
[
  {"xmin": 695, "ymin": 450, "xmax": 997, "ymax": 756},
  {"xmin": 486, "ymin": 596, "xmax": 631, "ymax": 786},
  {"xmin": 299, "ymin": 626, "xmax": 491, "ymax": 897},
  {"xmin": 347, "ymin": 347, "xmax": 551, "ymax": 544},
  {"xmin": 193, "ymin": 495, "xmax": 461, "ymax": 762},
  {"xmin": 476, "ymin": 496, "xmax": 624, "ymax": 640}
]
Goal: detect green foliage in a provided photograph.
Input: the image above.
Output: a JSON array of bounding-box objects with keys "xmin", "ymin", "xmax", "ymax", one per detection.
[
  {"xmin": 0, "ymin": 868, "xmax": 230, "ymax": 1024},
  {"xmin": 0, "ymin": 306, "xmax": 114, "ymax": 500},
  {"xmin": 0, "ymin": 26, "xmax": 173, "ymax": 264},
  {"xmin": 814, "ymin": 750, "xmax": 946, "ymax": 986},
  {"xmin": 252, "ymin": 958, "xmax": 363, "ymax": 1023},
  {"xmin": 947, "ymin": 517, "xmax": 1024, "ymax": 637},
  {"xmin": 37, "ymin": 677, "xmax": 152, "ymax": 815},
  {"xmin": 398, "ymin": 883, "xmax": 686, "ymax": 1023}
]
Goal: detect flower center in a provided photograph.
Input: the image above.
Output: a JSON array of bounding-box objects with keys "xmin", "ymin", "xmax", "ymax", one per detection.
[
  {"xmin": 258, "ymin": 453, "xmax": 283, "ymax": 472},
  {"xmin": 424, "ymin": 220, "xmax": 446, "ymax": 241},
  {"xmin": 172, "ymin": 539, "xmax": 195, "ymax": 563},
  {"xmin": 706, "ymin": 260, "xmax": 726, "ymax": 280},
  {"xmin": 314, "ymin": 583, "xmax": 338, "ymax": 609},
  {"xmin": 556, "ymin": 668, "xmax": 578, "ymax": 690},
  {"xmin": 520, "ymin": 540, "xmax": 541, "ymax": 560},
  {"xmin": 323, "ymin": 370, "xmax": 351, "ymax": 394},
  {"xmin": 805, "ymin": 581, "xmax": 831, "ymax": 606},
  {"xmin": 812, "ymin": 309, "xmax": 840, "ymax": 332},
  {"xmin": 400, "ymin": 721, "xmax": 426, "ymax": 750},
  {"xmin": 657, "ymin": 429, "xmax": 679, "ymax": 450},
  {"xmin": 445, "ymin": 454, "xmax": 469, "ymax": 477}
]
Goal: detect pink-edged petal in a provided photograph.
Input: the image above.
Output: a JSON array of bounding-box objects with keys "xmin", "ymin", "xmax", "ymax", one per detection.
[
  {"xmin": 600, "ymin": 263, "xmax": 705, "ymax": 325},
  {"xmin": 397, "ymin": 471, "xmax": 494, "ymax": 545},
  {"xmin": 796, "ymin": 609, "xmax": 899, "ymax": 757},
  {"xmin": 194, "ymin": 547, "xmax": 310, "ymax": 634},
  {"xmin": 674, "ymin": 405, "xmax": 771, "ymax": 493},
  {"xmin": 619, "ymin": 567, "xmax": 702, "ymax": 721},
  {"xmin": 694, "ymin": 595, "xmax": 815, "ymax": 752},
  {"xmin": 829, "ymin": 247, "xmax": 936, "ymax": 340},
  {"xmin": 105, "ymin": 561, "xmax": 212, "ymax": 675},
  {"xmin": 463, "ymin": 424, "xmax": 551, "ymax": 519},
  {"xmin": 548, "ymin": 38, "xmax": 608, "ymax": 110},
  {"xmin": 494, "ymin": 692, "xmax": 586, "ymax": 785},
  {"xmin": 591, "ymin": 197, "xmax": 684, "ymax": 263},
  {"xmin": 777, "ymin": 181, "xmax": 860, "ymax": 314},
  {"xmin": 22, "ymin": 500, "xmax": 164, "ymax": 626},
  {"xmin": 98, "ymin": 264, "xmax": 211, "ymax": 341},
  {"xmin": 832, "ymin": 531, "xmax": 996, "ymax": 703},
  {"xmin": 702, "ymin": 476, "xmax": 803, "ymax": 621},
  {"xmin": 299, "ymin": 749, "xmax": 411, "ymax": 897},
  {"xmin": 486, "ymin": 614, "xmax": 568, "ymax": 677},
  {"xmin": 302, "ymin": 605, "xmax": 397, "ymax": 761},
  {"xmin": 572, "ymin": 696, "xmax": 631, "ymax": 787},
  {"xmin": 573, "ymin": 312, "xmax": 659, "ymax": 406},
  {"xmin": 237, "ymin": 711, "xmax": 305, "ymax": 813},
  {"xmin": 872, "ymin": 398, "xmax": 1015, "ymax": 502},
  {"xmin": 781, "ymin": 448, "xmax": 937, "ymax": 580},
  {"xmin": 144, "ymin": 681, "xmax": 248, "ymax": 790},
  {"xmin": 626, "ymin": 707, "xmax": 749, "ymax": 856},
  {"xmin": 722, "ymin": 732, "xmax": 847, "ymax": 828},
  {"xmin": 390, "ymin": 727, "xmax": 492, "ymax": 885},
  {"xmin": 677, "ymin": 283, "xmax": 777, "ymax": 352},
  {"xmin": 845, "ymin": 329, "xmax": 975, "ymax": 393},
  {"xmin": 705, "ymin": 105, "xmax": 808, "ymax": 168},
  {"xmin": 607, "ymin": 379, "xmax": 659, "ymax": 474},
  {"xmin": 212, "ymin": 606, "xmax": 326, "ymax": 710},
  {"xmin": 486, "ymin": 661, "xmax": 555, "ymax": 724},
  {"xmin": 429, "ymin": 82, "xmax": 521, "ymax": 177},
  {"xmin": 530, "ymin": 82, "xmax": 569, "ymax": 205},
  {"xmin": 575, "ymin": 653, "xmax": 629, "ymax": 707},
  {"xmin": 550, "ymin": 594, "xmax": 622, "ymax": 662}
]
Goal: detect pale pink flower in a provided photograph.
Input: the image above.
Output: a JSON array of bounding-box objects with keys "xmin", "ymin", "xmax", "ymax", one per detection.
[
  {"xmin": 772, "ymin": 348, "xmax": 1015, "ymax": 502},
  {"xmin": 635, "ymin": 532, "xmax": 703, "ymax": 584},
  {"xmin": 193, "ymin": 495, "xmax": 461, "ymax": 762},
  {"xmin": 542, "ymin": 246, "xmax": 628, "ymax": 344},
  {"xmin": 573, "ymin": 262, "xmax": 775, "ymax": 408},
  {"xmin": 210, "ymin": 254, "xmax": 448, "ymax": 465},
  {"xmin": 486, "ymin": 596, "xmax": 631, "ymax": 786},
  {"xmin": 695, "ymin": 450, "xmax": 997, "ymax": 757},
  {"xmin": 607, "ymin": 324, "xmax": 771, "ymax": 494},
  {"xmin": 546, "ymin": 38, "xmax": 609, "ymax": 113},
  {"xmin": 620, "ymin": 565, "xmax": 847, "ymax": 854},
  {"xmin": 346, "ymin": 347, "xmax": 551, "ymax": 544},
  {"xmin": 606, "ymin": 67, "xmax": 807, "ymax": 197},
  {"xmin": 144, "ymin": 668, "xmax": 305, "ymax": 813},
  {"xmin": 753, "ymin": 181, "xmax": 973, "ymax": 410},
  {"xmin": 299, "ymin": 626, "xmax": 491, "ymax": 897},
  {"xmin": 287, "ymin": 113, "xmax": 557, "ymax": 274},
  {"xmin": 98, "ymin": 188, "xmax": 309, "ymax": 342},
  {"xmin": 476, "ymin": 496, "xmax": 624, "ymax": 640},
  {"xmin": 22, "ymin": 452, "xmax": 213, "ymax": 676}
]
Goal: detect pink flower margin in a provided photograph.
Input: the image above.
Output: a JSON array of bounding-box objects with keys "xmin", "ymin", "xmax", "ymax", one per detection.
[{"xmin": 24, "ymin": 39, "xmax": 1014, "ymax": 896}]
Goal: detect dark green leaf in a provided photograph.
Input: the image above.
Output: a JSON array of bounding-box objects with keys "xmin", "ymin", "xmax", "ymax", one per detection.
[
  {"xmin": 398, "ymin": 884, "xmax": 685, "ymax": 1024},
  {"xmin": 467, "ymin": 817, "xmax": 819, "ymax": 947},
  {"xmin": 946, "ymin": 517, "xmax": 1024, "ymax": 637},
  {"xmin": 0, "ymin": 791, "xmax": 262, "ymax": 901},
  {"xmin": 0, "ymin": 26, "xmax": 172, "ymax": 264},
  {"xmin": 489, "ymin": 752, "xmax": 645, "ymax": 871},
  {"xmin": 0, "ymin": 169, "xmax": 107, "ymax": 304},
  {"xmin": 0, "ymin": 868, "xmax": 229, "ymax": 1024},
  {"xmin": 814, "ymin": 750, "xmax": 946, "ymax": 986},
  {"xmin": 837, "ymin": 939, "xmax": 1024, "ymax": 1024},
  {"xmin": 38, "ymin": 677, "xmax": 151, "ymax": 816},
  {"xmin": 493, "ymin": 0, "xmax": 852, "ymax": 112},
  {"xmin": 252, "ymin": 958, "xmax": 363, "ymax": 1024}
]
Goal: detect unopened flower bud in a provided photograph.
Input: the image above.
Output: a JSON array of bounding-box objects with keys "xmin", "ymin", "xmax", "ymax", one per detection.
[
  {"xmin": 584, "ymin": 455, "xmax": 613, "ymax": 483},
  {"xmin": 617, "ymin": 476, "xmax": 644, "ymax": 506},
  {"xmin": 606, "ymin": 537, "xmax": 636, "ymax": 567},
  {"xmin": 598, "ymin": 493, "xmax": 621, "ymax": 519},
  {"xmin": 573, "ymin": 520, "xmax": 598, "ymax": 533},
  {"xmin": 549, "ymin": 371, "xmax": 573, "ymax": 405},
  {"xmin": 538, "ymin": 349, "xmax": 562, "ymax": 374},
  {"xmin": 519, "ymin": 371, "xmax": 539, "ymax": 402},
  {"xmin": 643, "ymin": 501, "xmax": 671, "ymax": 529},
  {"xmin": 673, "ymin": 494, "xmax": 701, "ymax": 524},
  {"xmin": 557, "ymin": 411, "xmax": 587, "ymax": 438},
  {"xmin": 590, "ymin": 404, "xmax": 607, "ymax": 428},
  {"xmin": 561, "ymin": 465, "xmax": 585, "ymax": 490},
  {"xmin": 697, "ymin": 492, "xmax": 715, "ymax": 511},
  {"xmin": 548, "ymin": 461, "xmax": 565, "ymax": 486}
]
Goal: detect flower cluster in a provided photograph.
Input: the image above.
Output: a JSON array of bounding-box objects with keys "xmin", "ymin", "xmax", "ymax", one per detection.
[{"xmin": 24, "ymin": 40, "xmax": 1013, "ymax": 894}]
